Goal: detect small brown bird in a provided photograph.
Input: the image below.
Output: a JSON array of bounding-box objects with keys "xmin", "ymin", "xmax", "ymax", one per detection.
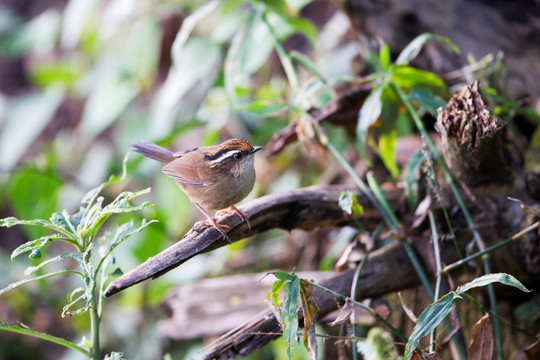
[{"xmin": 131, "ymin": 139, "xmax": 262, "ymax": 242}]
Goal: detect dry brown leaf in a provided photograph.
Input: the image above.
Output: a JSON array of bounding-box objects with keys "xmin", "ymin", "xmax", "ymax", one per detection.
[
  {"xmin": 524, "ymin": 334, "xmax": 540, "ymax": 360},
  {"xmin": 468, "ymin": 313, "xmax": 493, "ymax": 360}
]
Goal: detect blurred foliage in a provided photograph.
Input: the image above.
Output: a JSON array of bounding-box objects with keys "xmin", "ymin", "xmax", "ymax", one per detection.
[{"xmin": 1, "ymin": 0, "xmax": 539, "ymax": 358}]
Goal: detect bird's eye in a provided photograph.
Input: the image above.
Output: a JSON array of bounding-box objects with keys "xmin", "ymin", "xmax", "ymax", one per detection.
[{"xmin": 234, "ymin": 152, "xmax": 242, "ymax": 160}]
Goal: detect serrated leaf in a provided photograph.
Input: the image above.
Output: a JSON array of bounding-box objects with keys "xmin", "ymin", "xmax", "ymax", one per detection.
[
  {"xmin": 457, "ymin": 273, "xmax": 530, "ymax": 295},
  {"xmin": 396, "ymin": 33, "xmax": 459, "ymax": 66},
  {"xmin": 405, "ymin": 293, "xmax": 455, "ymax": 356},
  {"xmin": 50, "ymin": 211, "xmax": 75, "ymax": 237}
]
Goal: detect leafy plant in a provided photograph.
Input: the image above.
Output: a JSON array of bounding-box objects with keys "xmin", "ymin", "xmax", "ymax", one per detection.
[{"xmin": 0, "ymin": 156, "xmax": 156, "ymax": 359}]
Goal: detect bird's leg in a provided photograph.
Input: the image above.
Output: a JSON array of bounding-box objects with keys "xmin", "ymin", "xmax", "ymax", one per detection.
[
  {"xmin": 216, "ymin": 205, "xmax": 251, "ymax": 231},
  {"xmin": 192, "ymin": 201, "xmax": 231, "ymax": 243}
]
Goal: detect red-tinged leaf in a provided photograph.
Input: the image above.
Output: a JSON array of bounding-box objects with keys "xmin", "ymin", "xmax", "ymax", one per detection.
[{"xmin": 468, "ymin": 314, "xmax": 493, "ymax": 360}]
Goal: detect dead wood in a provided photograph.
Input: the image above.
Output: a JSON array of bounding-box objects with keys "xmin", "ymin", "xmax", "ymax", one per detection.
[
  {"xmin": 200, "ymin": 242, "xmax": 420, "ymax": 360},
  {"xmin": 435, "ymin": 81, "xmax": 511, "ymax": 187},
  {"xmin": 104, "ymin": 185, "xmax": 397, "ymax": 297}
]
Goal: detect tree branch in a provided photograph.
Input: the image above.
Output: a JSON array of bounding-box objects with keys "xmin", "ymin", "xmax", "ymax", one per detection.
[{"xmin": 104, "ymin": 185, "xmax": 396, "ymax": 297}]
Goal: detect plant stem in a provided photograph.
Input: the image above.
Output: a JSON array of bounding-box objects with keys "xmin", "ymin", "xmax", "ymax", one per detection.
[
  {"xmin": 0, "ymin": 323, "xmax": 90, "ymax": 357},
  {"xmin": 307, "ymin": 280, "xmax": 408, "ymax": 342},
  {"xmin": 89, "ymin": 282, "xmax": 101, "ymax": 360},
  {"xmin": 441, "ymin": 221, "xmax": 539, "ymax": 274}
]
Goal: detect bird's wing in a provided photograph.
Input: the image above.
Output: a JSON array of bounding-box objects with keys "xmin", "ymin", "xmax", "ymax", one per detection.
[{"xmin": 161, "ymin": 154, "xmax": 216, "ymax": 187}]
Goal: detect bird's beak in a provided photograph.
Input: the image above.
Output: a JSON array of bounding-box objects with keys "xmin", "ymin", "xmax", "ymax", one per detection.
[{"xmin": 251, "ymin": 146, "xmax": 263, "ymax": 154}]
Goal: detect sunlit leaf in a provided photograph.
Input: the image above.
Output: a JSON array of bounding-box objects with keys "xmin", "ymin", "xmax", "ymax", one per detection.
[
  {"xmin": 0, "ymin": 86, "xmax": 64, "ymax": 172},
  {"xmin": 151, "ymin": 38, "xmax": 221, "ymax": 139},
  {"xmin": 79, "ymin": 70, "xmax": 138, "ymax": 142},
  {"xmin": 357, "ymin": 84, "xmax": 383, "ymax": 157},
  {"xmin": 379, "ymin": 43, "xmax": 391, "ymax": 72},
  {"xmin": 10, "ymin": 234, "xmax": 69, "ymax": 261},
  {"xmin": 171, "ymin": 0, "xmax": 221, "ymax": 68},
  {"xmin": 268, "ymin": 279, "xmax": 287, "ymax": 307},
  {"xmin": 391, "ymin": 66, "xmax": 447, "ymax": 96},
  {"xmin": 396, "ymin": 33, "xmax": 459, "ymax": 66},
  {"xmin": 378, "ymin": 128, "xmax": 399, "ymax": 178},
  {"xmin": 61, "ymin": 0, "xmax": 100, "ymax": 49},
  {"xmin": 239, "ymin": 101, "xmax": 289, "ymax": 117},
  {"xmin": 457, "ymin": 273, "xmax": 530, "ymax": 295},
  {"xmin": 338, "ymin": 191, "xmax": 364, "ymax": 216}
]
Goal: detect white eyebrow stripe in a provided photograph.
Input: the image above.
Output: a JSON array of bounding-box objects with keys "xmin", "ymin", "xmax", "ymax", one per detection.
[{"xmin": 210, "ymin": 150, "xmax": 240, "ymax": 164}]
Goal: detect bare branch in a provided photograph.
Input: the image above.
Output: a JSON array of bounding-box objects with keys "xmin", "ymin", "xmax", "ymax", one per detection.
[{"xmin": 104, "ymin": 185, "xmax": 396, "ymax": 297}]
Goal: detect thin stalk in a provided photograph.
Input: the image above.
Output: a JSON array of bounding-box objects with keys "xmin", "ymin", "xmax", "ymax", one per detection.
[
  {"xmin": 391, "ymin": 80, "xmax": 502, "ymax": 359},
  {"xmin": 428, "ymin": 210, "xmax": 442, "ymax": 353},
  {"xmin": 441, "ymin": 221, "xmax": 539, "ymax": 274},
  {"xmin": 351, "ymin": 249, "xmax": 371, "ymax": 360},
  {"xmin": 307, "ymin": 280, "xmax": 408, "ymax": 342},
  {"xmin": 0, "ymin": 323, "xmax": 90, "ymax": 356},
  {"xmin": 365, "ymin": 172, "xmax": 435, "ymax": 300},
  {"xmin": 261, "ymin": 12, "xmax": 299, "ymax": 92}
]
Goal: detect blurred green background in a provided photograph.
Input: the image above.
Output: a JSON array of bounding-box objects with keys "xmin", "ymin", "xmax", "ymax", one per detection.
[{"xmin": 0, "ymin": 0, "xmax": 338, "ymax": 358}]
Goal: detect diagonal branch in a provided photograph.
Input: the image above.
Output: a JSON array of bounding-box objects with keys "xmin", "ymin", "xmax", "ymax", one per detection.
[{"xmin": 104, "ymin": 185, "xmax": 396, "ymax": 297}]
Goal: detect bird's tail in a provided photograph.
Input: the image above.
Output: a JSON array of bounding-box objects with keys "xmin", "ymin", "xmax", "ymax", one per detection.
[{"xmin": 131, "ymin": 142, "xmax": 175, "ymax": 163}]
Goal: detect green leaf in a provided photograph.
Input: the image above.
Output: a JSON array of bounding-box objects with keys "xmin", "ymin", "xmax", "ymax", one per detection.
[
  {"xmin": 7, "ymin": 167, "xmax": 63, "ymax": 239},
  {"xmin": 268, "ymin": 279, "xmax": 286, "ymax": 307},
  {"xmin": 391, "ymin": 66, "xmax": 447, "ymax": 96},
  {"xmin": 405, "ymin": 293, "xmax": 455, "ymax": 356},
  {"xmin": 457, "ymin": 273, "xmax": 530, "ymax": 295},
  {"xmin": 238, "ymin": 101, "xmax": 289, "ymax": 117},
  {"xmin": 378, "ymin": 129, "xmax": 399, "ymax": 178},
  {"xmin": 408, "ymin": 87, "xmax": 447, "ymax": 116},
  {"xmin": 403, "ymin": 150, "xmax": 425, "ymax": 209},
  {"xmin": 0, "ymin": 322, "xmax": 89, "ymax": 356},
  {"xmin": 10, "ymin": 234, "xmax": 69, "ymax": 261},
  {"xmin": 338, "ymin": 191, "xmax": 364, "ymax": 216},
  {"xmin": 357, "ymin": 84, "xmax": 384, "ymax": 158},
  {"xmin": 395, "ymin": 33, "xmax": 459, "ymax": 66},
  {"xmin": 282, "ymin": 276, "xmax": 300, "ymax": 360},
  {"xmin": 50, "ymin": 211, "xmax": 76, "ymax": 237},
  {"xmin": 379, "ymin": 43, "xmax": 391, "ymax": 71},
  {"xmin": 274, "ymin": 270, "xmax": 297, "ymax": 281},
  {"xmin": 79, "ymin": 70, "xmax": 139, "ymax": 142},
  {"xmin": 171, "ymin": 0, "xmax": 221, "ymax": 68}
]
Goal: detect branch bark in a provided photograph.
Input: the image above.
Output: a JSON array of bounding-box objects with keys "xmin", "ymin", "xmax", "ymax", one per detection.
[{"xmin": 104, "ymin": 185, "xmax": 396, "ymax": 297}]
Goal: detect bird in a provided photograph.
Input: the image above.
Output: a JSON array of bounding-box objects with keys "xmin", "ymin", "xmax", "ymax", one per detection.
[{"xmin": 131, "ymin": 139, "xmax": 262, "ymax": 242}]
